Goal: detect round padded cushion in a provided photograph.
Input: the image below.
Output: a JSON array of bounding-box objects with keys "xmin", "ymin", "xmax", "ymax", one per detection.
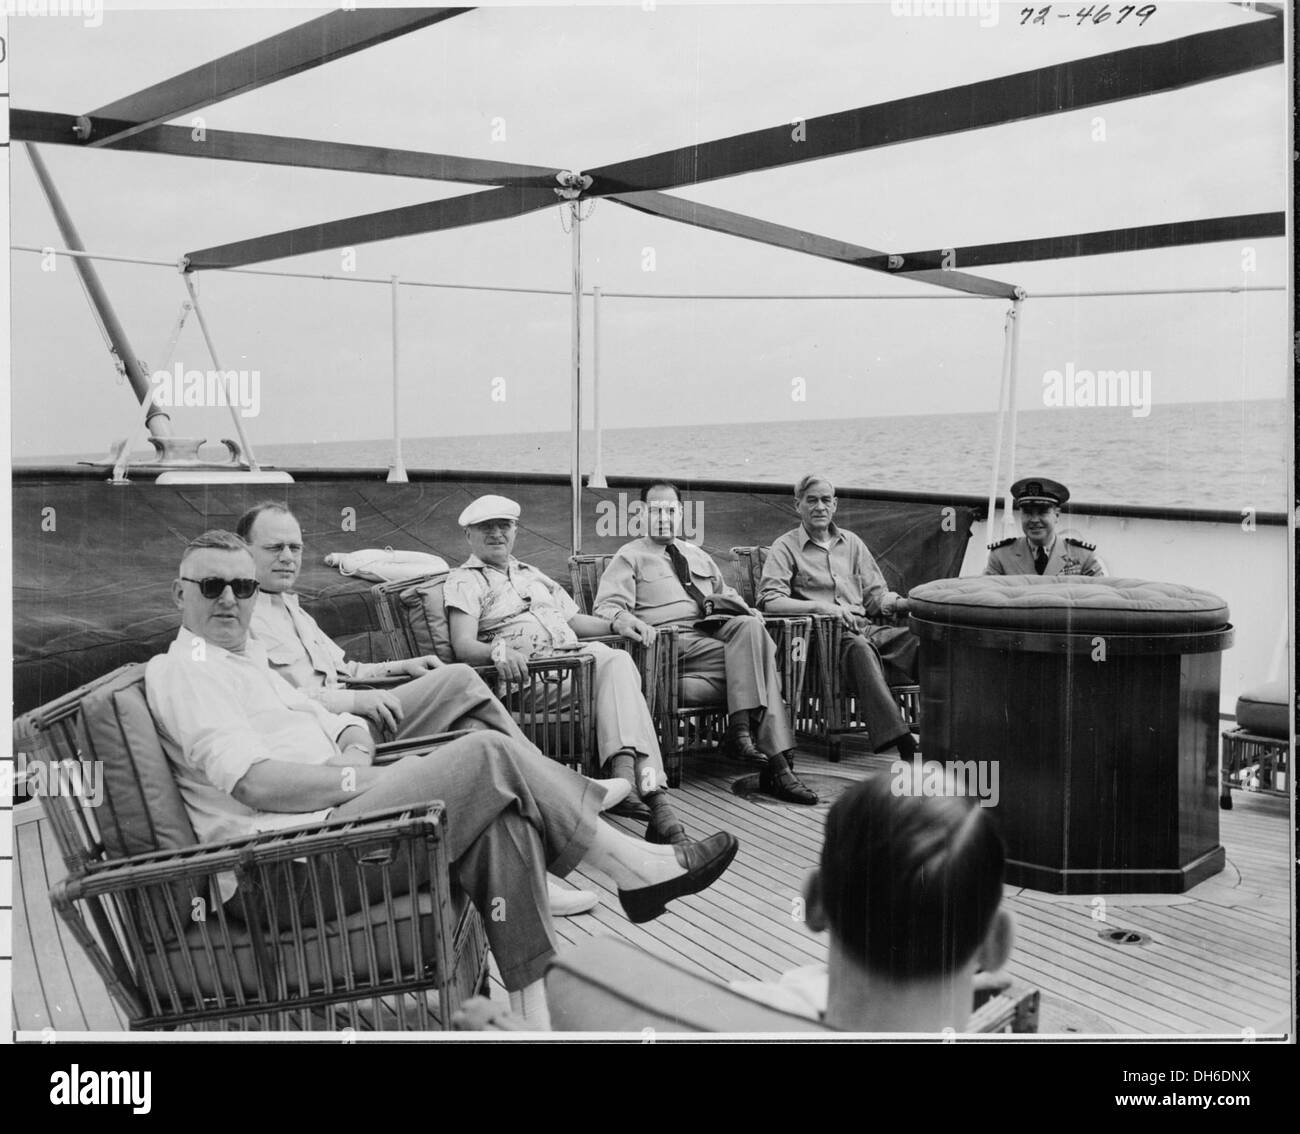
[
  {"xmin": 1235, "ymin": 681, "xmax": 1288, "ymax": 739},
  {"xmin": 908, "ymin": 576, "xmax": 1229, "ymax": 635}
]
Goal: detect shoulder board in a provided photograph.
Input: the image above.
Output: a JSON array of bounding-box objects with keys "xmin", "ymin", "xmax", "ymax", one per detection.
[
  {"xmin": 1065, "ymin": 538, "xmax": 1096, "ymax": 552},
  {"xmin": 986, "ymin": 537, "xmax": 1016, "ymax": 550}
]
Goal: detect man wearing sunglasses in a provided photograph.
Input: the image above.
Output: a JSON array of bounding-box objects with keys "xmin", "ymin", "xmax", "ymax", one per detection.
[
  {"xmin": 236, "ymin": 501, "xmax": 605, "ymax": 916},
  {"xmin": 146, "ymin": 530, "xmax": 741, "ymax": 1028}
]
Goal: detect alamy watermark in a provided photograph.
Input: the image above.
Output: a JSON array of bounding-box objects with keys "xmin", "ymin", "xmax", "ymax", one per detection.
[
  {"xmin": 150, "ymin": 363, "xmax": 261, "ymax": 418},
  {"xmin": 594, "ymin": 493, "xmax": 705, "ymax": 541},
  {"xmin": 891, "ymin": 755, "xmax": 1000, "ymax": 808},
  {"xmin": 6, "ymin": 751, "xmax": 104, "ymax": 806},
  {"xmin": 2, "ymin": 0, "xmax": 103, "ymax": 28},
  {"xmin": 1042, "ymin": 363, "xmax": 1151, "ymax": 418}
]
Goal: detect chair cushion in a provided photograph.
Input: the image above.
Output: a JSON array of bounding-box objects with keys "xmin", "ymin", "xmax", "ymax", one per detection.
[
  {"xmin": 145, "ymin": 888, "xmax": 474, "ymax": 1000},
  {"xmin": 908, "ymin": 576, "xmax": 1229, "ymax": 635},
  {"xmin": 80, "ymin": 665, "xmax": 198, "ymax": 858},
  {"xmin": 547, "ymin": 937, "xmax": 828, "ymax": 1032},
  {"xmin": 1236, "ymin": 681, "xmax": 1288, "ymax": 739},
  {"xmin": 397, "ymin": 574, "xmax": 455, "ymax": 663}
]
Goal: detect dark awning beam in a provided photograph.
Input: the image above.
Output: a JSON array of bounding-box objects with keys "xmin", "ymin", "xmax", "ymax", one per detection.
[
  {"xmin": 85, "ymin": 7, "xmax": 470, "ymax": 147},
  {"xmin": 611, "ymin": 191, "xmax": 1019, "ymax": 299},
  {"xmin": 874, "ymin": 213, "xmax": 1287, "ymax": 274},
  {"xmin": 586, "ymin": 18, "xmax": 1283, "ymax": 196},
  {"xmin": 185, "ymin": 186, "xmax": 558, "ymax": 271},
  {"xmin": 12, "ymin": 109, "xmax": 560, "ymax": 189}
]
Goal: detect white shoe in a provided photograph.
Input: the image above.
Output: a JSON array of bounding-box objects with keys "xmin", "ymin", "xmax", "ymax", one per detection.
[
  {"xmin": 547, "ymin": 880, "xmax": 598, "ymax": 917},
  {"xmin": 598, "ymin": 778, "xmax": 633, "ymax": 813}
]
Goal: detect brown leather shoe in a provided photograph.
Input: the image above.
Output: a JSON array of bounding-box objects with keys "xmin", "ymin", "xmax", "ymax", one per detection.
[
  {"xmin": 618, "ymin": 832, "xmax": 739, "ymax": 924},
  {"xmin": 759, "ymin": 765, "xmax": 819, "ymax": 805},
  {"xmin": 721, "ymin": 724, "xmax": 765, "ymax": 763}
]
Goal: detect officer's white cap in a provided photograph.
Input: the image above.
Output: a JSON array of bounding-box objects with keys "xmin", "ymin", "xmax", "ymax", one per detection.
[{"xmin": 458, "ymin": 495, "xmax": 521, "ymax": 527}]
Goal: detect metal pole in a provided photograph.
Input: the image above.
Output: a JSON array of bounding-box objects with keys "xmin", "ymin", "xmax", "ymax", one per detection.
[
  {"xmin": 570, "ymin": 202, "xmax": 583, "ymax": 554},
  {"xmin": 111, "ymin": 301, "xmax": 192, "ymax": 483},
  {"xmin": 181, "ymin": 272, "xmax": 262, "ymax": 471},
  {"xmin": 985, "ymin": 303, "xmax": 1017, "ymax": 537},
  {"xmin": 24, "ymin": 144, "xmax": 172, "ymax": 436},
  {"xmin": 387, "ymin": 275, "xmax": 408, "ymax": 483},
  {"xmin": 1000, "ymin": 298, "xmax": 1026, "ymax": 532},
  {"xmin": 589, "ymin": 284, "xmax": 607, "ymax": 488}
]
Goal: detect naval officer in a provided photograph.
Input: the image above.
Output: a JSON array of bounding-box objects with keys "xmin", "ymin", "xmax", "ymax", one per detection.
[{"xmin": 983, "ymin": 477, "xmax": 1105, "ymax": 577}]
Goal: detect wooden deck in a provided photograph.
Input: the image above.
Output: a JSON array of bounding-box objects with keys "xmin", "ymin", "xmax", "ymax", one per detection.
[{"xmin": 12, "ymin": 741, "xmax": 1294, "ymax": 1037}]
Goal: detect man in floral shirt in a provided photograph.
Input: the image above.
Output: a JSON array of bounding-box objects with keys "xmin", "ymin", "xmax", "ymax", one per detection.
[{"xmin": 445, "ymin": 495, "xmax": 688, "ymax": 845}]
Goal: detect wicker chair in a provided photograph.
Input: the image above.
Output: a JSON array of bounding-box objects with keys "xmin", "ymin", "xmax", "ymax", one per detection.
[
  {"xmin": 1219, "ymin": 680, "xmax": 1290, "ymax": 808},
  {"xmin": 731, "ymin": 545, "xmax": 919, "ymax": 761},
  {"xmin": 370, "ymin": 572, "xmax": 610, "ymax": 776},
  {"xmin": 570, "ymin": 553, "xmax": 811, "ymax": 787},
  {"xmin": 14, "ymin": 663, "xmax": 489, "ymax": 1032}
]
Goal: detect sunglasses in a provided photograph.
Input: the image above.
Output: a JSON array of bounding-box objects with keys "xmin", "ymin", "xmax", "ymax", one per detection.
[{"xmin": 181, "ymin": 576, "xmax": 260, "ymax": 600}]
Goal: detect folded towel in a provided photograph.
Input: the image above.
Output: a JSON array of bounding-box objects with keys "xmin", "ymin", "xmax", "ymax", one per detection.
[{"xmin": 324, "ymin": 548, "xmax": 449, "ymax": 583}]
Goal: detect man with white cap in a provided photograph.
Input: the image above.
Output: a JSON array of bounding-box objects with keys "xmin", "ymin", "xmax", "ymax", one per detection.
[
  {"xmin": 983, "ymin": 477, "xmax": 1105, "ymax": 576},
  {"xmin": 445, "ymin": 495, "xmax": 690, "ymax": 846},
  {"xmin": 236, "ymin": 500, "xmax": 602, "ymax": 917}
]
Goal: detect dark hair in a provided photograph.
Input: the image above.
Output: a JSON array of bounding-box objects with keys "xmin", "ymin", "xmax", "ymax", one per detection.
[
  {"xmin": 235, "ymin": 500, "xmax": 295, "ymax": 541},
  {"xmin": 179, "ymin": 529, "xmax": 251, "ymax": 568},
  {"xmin": 794, "ymin": 474, "xmax": 835, "ymax": 498},
  {"xmin": 819, "ymin": 772, "xmax": 1005, "ymax": 980},
  {"xmin": 639, "ymin": 481, "xmax": 682, "ymax": 505}
]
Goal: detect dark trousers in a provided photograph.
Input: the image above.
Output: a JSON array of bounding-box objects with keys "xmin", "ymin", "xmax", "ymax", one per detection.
[{"xmin": 841, "ymin": 625, "xmax": 918, "ymax": 752}]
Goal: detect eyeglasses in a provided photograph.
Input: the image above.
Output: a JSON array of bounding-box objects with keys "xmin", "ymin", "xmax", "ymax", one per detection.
[{"xmin": 181, "ymin": 576, "xmax": 260, "ymax": 600}]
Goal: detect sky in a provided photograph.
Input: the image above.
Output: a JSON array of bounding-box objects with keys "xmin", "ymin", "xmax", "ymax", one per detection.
[{"xmin": 3, "ymin": 0, "xmax": 1291, "ymax": 458}]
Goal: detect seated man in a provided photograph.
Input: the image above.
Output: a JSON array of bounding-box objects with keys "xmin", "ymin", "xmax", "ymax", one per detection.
[
  {"xmin": 758, "ymin": 475, "xmax": 918, "ymax": 758},
  {"xmin": 145, "ymin": 530, "xmax": 741, "ymax": 1029},
  {"xmin": 444, "ymin": 495, "xmax": 688, "ymax": 845},
  {"xmin": 236, "ymin": 501, "xmax": 599, "ymax": 915},
  {"xmin": 984, "ymin": 476, "xmax": 1105, "ymax": 576},
  {"xmin": 594, "ymin": 481, "xmax": 817, "ymax": 805},
  {"xmin": 733, "ymin": 767, "xmax": 1013, "ymax": 1032}
]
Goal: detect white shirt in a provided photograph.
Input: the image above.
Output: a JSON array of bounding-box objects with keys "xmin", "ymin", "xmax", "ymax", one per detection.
[{"xmin": 145, "ymin": 630, "xmax": 368, "ymax": 885}]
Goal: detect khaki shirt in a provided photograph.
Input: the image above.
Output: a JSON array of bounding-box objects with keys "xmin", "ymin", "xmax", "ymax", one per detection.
[
  {"xmin": 249, "ymin": 590, "xmax": 392, "ymax": 714},
  {"xmin": 593, "ymin": 537, "xmax": 747, "ymax": 628},
  {"xmin": 983, "ymin": 536, "xmax": 1105, "ymax": 577},
  {"xmin": 758, "ymin": 524, "xmax": 904, "ymax": 627},
  {"xmin": 444, "ymin": 555, "xmax": 580, "ymax": 659}
]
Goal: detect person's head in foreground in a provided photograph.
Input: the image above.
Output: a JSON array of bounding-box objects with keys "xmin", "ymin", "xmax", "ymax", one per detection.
[{"xmin": 804, "ymin": 769, "xmax": 1013, "ymax": 1033}]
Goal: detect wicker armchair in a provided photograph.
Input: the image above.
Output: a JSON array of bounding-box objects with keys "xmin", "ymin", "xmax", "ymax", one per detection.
[
  {"xmin": 15, "ymin": 663, "xmax": 489, "ymax": 1032},
  {"xmin": 571, "ymin": 553, "xmax": 811, "ymax": 787},
  {"xmin": 370, "ymin": 572, "xmax": 606, "ymax": 775},
  {"xmin": 1219, "ymin": 680, "xmax": 1289, "ymax": 808},
  {"xmin": 732, "ymin": 545, "xmax": 918, "ymax": 760}
]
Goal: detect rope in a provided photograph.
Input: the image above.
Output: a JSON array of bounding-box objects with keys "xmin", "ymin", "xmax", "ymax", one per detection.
[{"xmin": 11, "ymin": 246, "xmax": 1284, "ymax": 301}]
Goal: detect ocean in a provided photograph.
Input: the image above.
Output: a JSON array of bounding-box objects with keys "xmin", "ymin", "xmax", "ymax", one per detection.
[{"xmin": 252, "ymin": 400, "xmax": 1290, "ymax": 512}]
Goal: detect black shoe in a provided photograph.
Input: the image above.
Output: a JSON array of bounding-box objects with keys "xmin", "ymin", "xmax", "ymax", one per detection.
[
  {"xmin": 607, "ymin": 795, "xmax": 652, "ymax": 821},
  {"xmin": 721, "ymin": 727, "xmax": 765, "ymax": 764},
  {"xmin": 759, "ymin": 765, "xmax": 819, "ymax": 805},
  {"xmin": 645, "ymin": 819, "xmax": 691, "ymax": 846},
  {"xmin": 618, "ymin": 832, "xmax": 740, "ymax": 924}
]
